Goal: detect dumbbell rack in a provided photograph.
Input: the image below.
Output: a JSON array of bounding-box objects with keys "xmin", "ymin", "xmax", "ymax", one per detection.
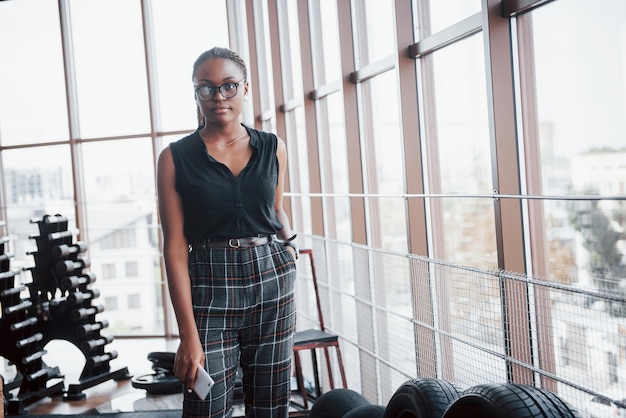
[
  {"xmin": 0, "ymin": 215, "xmax": 130, "ymax": 414},
  {"xmin": 0, "ymin": 219, "xmax": 65, "ymax": 415}
]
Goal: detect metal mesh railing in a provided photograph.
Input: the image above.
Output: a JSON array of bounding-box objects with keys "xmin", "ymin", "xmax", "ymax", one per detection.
[{"xmin": 293, "ymin": 236, "xmax": 626, "ymax": 415}]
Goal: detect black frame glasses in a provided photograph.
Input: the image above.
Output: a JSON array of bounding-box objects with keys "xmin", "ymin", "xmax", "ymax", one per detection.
[{"xmin": 194, "ymin": 79, "xmax": 246, "ymax": 101}]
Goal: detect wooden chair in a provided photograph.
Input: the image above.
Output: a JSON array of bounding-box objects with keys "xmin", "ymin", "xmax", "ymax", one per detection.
[{"xmin": 292, "ymin": 248, "xmax": 347, "ymax": 411}]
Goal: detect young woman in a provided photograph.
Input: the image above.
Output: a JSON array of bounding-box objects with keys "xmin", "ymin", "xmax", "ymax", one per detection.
[{"xmin": 157, "ymin": 47, "xmax": 298, "ymax": 418}]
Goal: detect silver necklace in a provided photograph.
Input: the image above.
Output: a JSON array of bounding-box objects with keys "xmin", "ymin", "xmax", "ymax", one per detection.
[{"xmin": 200, "ymin": 129, "xmax": 247, "ymax": 147}]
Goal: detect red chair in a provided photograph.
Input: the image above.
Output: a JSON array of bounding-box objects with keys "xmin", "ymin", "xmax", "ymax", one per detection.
[{"xmin": 292, "ymin": 249, "xmax": 347, "ymax": 411}]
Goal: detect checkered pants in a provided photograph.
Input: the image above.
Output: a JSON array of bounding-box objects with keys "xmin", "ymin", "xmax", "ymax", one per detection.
[{"xmin": 183, "ymin": 241, "xmax": 297, "ymax": 418}]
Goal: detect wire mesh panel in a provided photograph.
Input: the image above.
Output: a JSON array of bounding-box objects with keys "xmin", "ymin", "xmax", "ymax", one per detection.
[{"xmin": 295, "ymin": 236, "xmax": 626, "ymax": 414}]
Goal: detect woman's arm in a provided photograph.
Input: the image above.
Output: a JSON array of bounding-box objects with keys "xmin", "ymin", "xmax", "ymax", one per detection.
[
  {"xmin": 156, "ymin": 146, "xmax": 204, "ymax": 391},
  {"xmin": 274, "ymin": 138, "xmax": 297, "ymax": 258}
]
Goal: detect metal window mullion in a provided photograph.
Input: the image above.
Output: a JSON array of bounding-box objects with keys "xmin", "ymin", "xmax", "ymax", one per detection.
[
  {"xmin": 502, "ymin": 0, "xmax": 557, "ymax": 17},
  {"xmin": 307, "ymin": 0, "xmax": 325, "ymax": 86},
  {"xmin": 267, "ymin": 0, "xmax": 286, "ymax": 139},
  {"xmin": 277, "ymin": 0, "xmax": 295, "ymax": 102},
  {"xmin": 257, "ymin": 1, "xmax": 274, "ymax": 131},
  {"xmin": 337, "ymin": 0, "xmax": 366, "ymax": 246},
  {"xmin": 226, "ymin": 0, "xmax": 255, "ymax": 126},
  {"xmin": 268, "ymin": 0, "xmax": 297, "ymax": 224},
  {"xmin": 394, "ymin": 0, "xmax": 445, "ymax": 384},
  {"xmin": 245, "ymin": 0, "xmax": 265, "ymax": 129},
  {"xmin": 350, "ymin": 0, "xmax": 383, "ymax": 403},
  {"xmin": 307, "ymin": 0, "xmax": 336, "ymax": 238},
  {"xmin": 275, "ymin": 3, "xmax": 305, "ymax": 237},
  {"xmin": 58, "ymin": 0, "xmax": 89, "ymax": 245},
  {"xmin": 395, "ymin": 1, "xmax": 428, "ymax": 261},
  {"xmin": 514, "ymin": 13, "xmax": 557, "ymax": 391},
  {"xmin": 335, "ymin": 0, "xmax": 370, "ymax": 396},
  {"xmin": 351, "ymin": 4, "xmax": 378, "ymax": 248},
  {"xmin": 309, "ymin": 80, "xmax": 342, "ymax": 101},
  {"xmin": 316, "ymin": 101, "xmax": 337, "ymax": 238},
  {"xmin": 350, "ymin": 55, "xmax": 396, "ymax": 83},
  {"xmin": 482, "ymin": 0, "xmax": 533, "ymax": 385},
  {"xmin": 303, "ymin": 0, "xmax": 346, "ymax": 391},
  {"xmin": 295, "ymin": 0, "xmax": 324, "ymax": 237},
  {"xmin": 139, "ymin": 0, "xmax": 174, "ymax": 339},
  {"xmin": 270, "ymin": 0, "xmax": 303, "ymax": 237},
  {"xmin": 140, "ymin": 0, "xmax": 160, "ymax": 141},
  {"xmin": 409, "ymin": 13, "xmax": 481, "ymax": 59},
  {"xmin": 416, "ymin": 0, "xmax": 447, "ymax": 383},
  {"xmin": 353, "ymin": 2, "xmax": 376, "ymax": 245}
]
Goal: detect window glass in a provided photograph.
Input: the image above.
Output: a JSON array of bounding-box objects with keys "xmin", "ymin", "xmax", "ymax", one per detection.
[
  {"xmin": 529, "ymin": 0, "xmax": 626, "ymax": 284},
  {"xmin": 427, "ymin": 0, "xmax": 481, "ymax": 35},
  {"xmin": 292, "ymin": 106, "xmax": 312, "ymax": 235},
  {"xmin": 152, "ymin": 0, "xmax": 229, "ymax": 133},
  {"xmin": 125, "ymin": 261, "xmax": 139, "ymax": 277},
  {"xmin": 255, "ymin": 0, "xmax": 275, "ymax": 116},
  {"xmin": 318, "ymin": 0, "xmax": 342, "ymax": 83},
  {"xmin": 0, "ymin": 0, "xmax": 69, "ymax": 145},
  {"xmin": 523, "ymin": 2, "xmax": 626, "ymax": 402},
  {"xmin": 2, "ymin": 146, "xmax": 75, "ymax": 271},
  {"xmin": 282, "ymin": 109, "xmax": 303, "ymax": 233},
  {"xmin": 430, "ymin": 34, "xmax": 496, "ymax": 265},
  {"xmin": 101, "ymin": 263, "xmax": 116, "ymax": 279},
  {"xmin": 81, "ymin": 138, "xmax": 161, "ymax": 335},
  {"xmin": 70, "ymin": 0, "xmax": 150, "ymax": 138},
  {"xmin": 326, "ymin": 93, "xmax": 351, "ymax": 240},
  {"xmin": 128, "ymin": 293, "xmax": 141, "ymax": 309},
  {"xmin": 366, "ymin": 71, "xmax": 407, "ymax": 252},
  {"xmin": 104, "ymin": 296, "xmax": 118, "ymax": 311},
  {"xmin": 283, "ymin": 0, "xmax": 303, "ymax": 100},
  {"xmin": 359, "ymin": 0, "xmax": 395, "ymax": 65}
]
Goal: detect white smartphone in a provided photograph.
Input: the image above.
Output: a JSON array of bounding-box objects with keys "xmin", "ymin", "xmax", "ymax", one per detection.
[{"xmin": 193, "ymin": 364, "xmax": 214, "ymax": 400}]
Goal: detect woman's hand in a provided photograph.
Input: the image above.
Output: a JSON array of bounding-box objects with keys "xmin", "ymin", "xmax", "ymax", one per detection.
[
  {"xmin": 173, "ymin": 337, "xmax": 205, "ymax": 393},
  {"xmin": 285, "ymin": 244, "xmax": 297, "ymax": 260}
]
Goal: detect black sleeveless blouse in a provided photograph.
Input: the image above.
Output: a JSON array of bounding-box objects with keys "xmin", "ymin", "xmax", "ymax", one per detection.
[{"xmin": 169, "ymin": 125, "xmax": 284, "ymax": 242}]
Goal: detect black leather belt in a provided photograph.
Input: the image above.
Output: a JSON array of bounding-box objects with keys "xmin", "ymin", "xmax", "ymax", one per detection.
[{"xmin": 191, "ymin": 235, "xmax": 274, "ymax": 250}]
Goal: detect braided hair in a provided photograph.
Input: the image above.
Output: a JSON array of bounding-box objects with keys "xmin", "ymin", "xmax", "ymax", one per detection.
[{"xmin": 192, "ymin": 46, "xmax": 247, "ymax": 81}]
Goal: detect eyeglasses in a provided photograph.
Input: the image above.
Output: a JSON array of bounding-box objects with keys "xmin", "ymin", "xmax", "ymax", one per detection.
[{"xmin": 194, "ymin": 79, "xmax": 246, "ymax": 101}]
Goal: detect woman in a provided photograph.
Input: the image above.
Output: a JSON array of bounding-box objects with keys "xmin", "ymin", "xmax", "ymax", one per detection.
[{"xmin": 157, "ymin": 47, "xmax": 298, "ymax": 418}]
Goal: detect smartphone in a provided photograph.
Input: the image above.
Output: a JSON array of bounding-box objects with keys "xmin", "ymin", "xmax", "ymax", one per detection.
[{"xmin": 193, "ymin": 364, "xmax": 214, "ymax": 400}]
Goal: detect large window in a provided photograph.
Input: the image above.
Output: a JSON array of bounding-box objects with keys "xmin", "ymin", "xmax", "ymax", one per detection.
[
  {"xmin": 1, "ymin": 0, "xmax": 624, "ymax": 413},
  {"xmin": 70, "ymin": 0, "xmax": 151, "ymax": 138},
  {"xmin": 428, "ymin": 34, "xmax": 495, "ymax": 266},
  {"xmin": 514, "ymin": 0, "xmax": 626, "ymax": 401},
  {"xmin": 0, "ymin": 0, "xmax": 230, "ymax": 336},
  {"xmin": 151, "ymin": 0, "xmax": 230, "ymax": 132},
  {"xmin": 0, "ymin": 1, "xmax": 68, "ymax": 145},
  {"xmin": 525, "ymin": 0, "xmax": 626, "ymax": 286},
  {"xmin": 1, "ymin": 146, "xmax": 75, "ymax": 269}
]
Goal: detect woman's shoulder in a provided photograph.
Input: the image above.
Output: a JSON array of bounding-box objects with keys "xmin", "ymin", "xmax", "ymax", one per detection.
[
  {"xmin": 246, "ymin": 125, "xmax": 278, "ymax": 151},
  {"xmin": 170, "ymin": 130, "xmax": 201, "ymax": 151},
  {"xmin": 175, "ymin": 130, "xmax": 201, "ymax": 144},
  {"xmin": 246, "ymin": 125, "xmax": 276, "ymax": 140}
]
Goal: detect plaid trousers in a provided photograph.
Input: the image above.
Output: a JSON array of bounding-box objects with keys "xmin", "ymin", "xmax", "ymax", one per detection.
[{"xmin": 183, "ymin": 241, "xmax": 297, "ymax": 418}]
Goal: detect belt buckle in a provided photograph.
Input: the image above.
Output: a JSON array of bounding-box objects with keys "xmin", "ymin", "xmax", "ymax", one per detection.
[{"xmin": 228, "ymin": 238, "xmax": 241, "ymax": 248}]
